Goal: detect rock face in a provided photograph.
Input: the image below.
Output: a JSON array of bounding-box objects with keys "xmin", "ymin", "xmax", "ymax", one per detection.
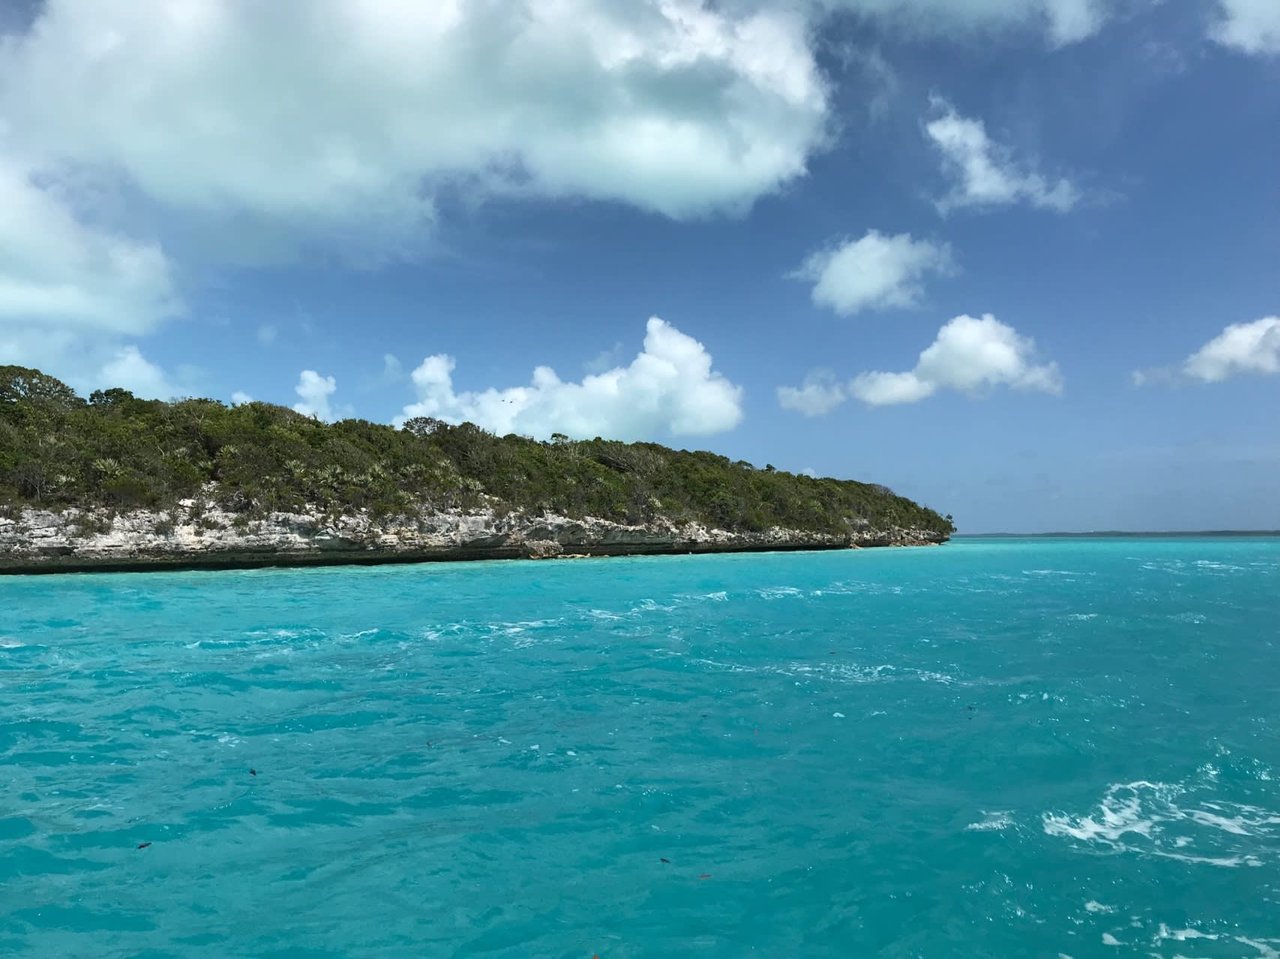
[{"xmin": 0, "ymin": 500, "xmax": 948, "ymax": 574}]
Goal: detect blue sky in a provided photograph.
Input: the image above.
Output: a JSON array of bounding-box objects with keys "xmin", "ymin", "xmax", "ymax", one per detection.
[{"xmin": 1, "ymin": 0, "xmax": 1277, "ymax": 532}]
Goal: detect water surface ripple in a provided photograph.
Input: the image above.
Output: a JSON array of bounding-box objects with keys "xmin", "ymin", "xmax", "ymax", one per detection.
[{"xmin": 2, "ymin": 538, "xmax": 1278, "ymax": 956}]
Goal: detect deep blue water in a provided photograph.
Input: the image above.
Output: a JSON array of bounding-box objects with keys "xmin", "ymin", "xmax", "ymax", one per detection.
[{"xmin": 2, "ymin": 538, "xmax": 1278, "ymax": 958}]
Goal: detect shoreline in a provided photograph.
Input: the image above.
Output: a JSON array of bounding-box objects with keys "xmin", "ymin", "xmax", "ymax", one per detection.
[
  {"xmin": 0, "ymin": 537, "xmax": 945, "ymax": 577},
  {"xmin": 0, "ymin": 504, "xmax": 947, "ymax": 576}
]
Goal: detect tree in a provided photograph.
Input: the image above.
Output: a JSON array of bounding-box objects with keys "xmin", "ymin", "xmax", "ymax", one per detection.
[
  {"xmin": 89, "ymin": 387, "xmax": 137, "ymax": 407},
  {"xmin": 0, "ymin": 366, "xmax": 82, "ymax": 409},
  {"xmin": 402, "ymin": 416, "xmax": 444, "ymax": 437}
]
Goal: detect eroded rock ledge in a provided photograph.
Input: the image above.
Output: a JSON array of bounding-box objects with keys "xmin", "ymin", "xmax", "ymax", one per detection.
[{"xmin": 0, "ymin": 501, "xmax": 947, "ymax": 575}]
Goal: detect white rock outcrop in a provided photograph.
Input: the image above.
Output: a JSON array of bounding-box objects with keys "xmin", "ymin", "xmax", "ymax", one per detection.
[{"xmin": 0, "ymin": 499, "xmax": 946, "ymax": 572}]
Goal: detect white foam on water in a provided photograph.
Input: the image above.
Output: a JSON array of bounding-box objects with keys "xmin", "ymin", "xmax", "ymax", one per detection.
[
  {"xmin": 822, "ymin": 580, "xmax": 904, "ymax": 596},
  {"xmin": 1156, "ymin": 924, "xmax": 1218, "ymax": 942},
  {"xmin": 916, "ymin": 670, "xmax": 956, "ymax": 685},
  {"xmin": 756, "ymin": 586, "xmax": 805, "ymax": 600},
  {"xmin": 681, "ymin": 590, "xmax": 728, "ymax": 603},
  {"xmin": 1084, "ymin": 901, "xmax": 1115, "ymax": 914},
  {"xmin": 690, "ymin": 657, "xmax": 758, "ymax": 674},
  {"xmin": 1043, "ymin": 780, "xmax": 1278, "ymax": 868},
  {"xmin": 831, "ymin": 712, "xmax": 845, "ymax": 719},
  {"xmin": 965, "ymin": 811, "xmax": 1014, "ymax": 832},
  {"xmin": 1239, "ymin": 937, "xmax": 1280, "ymax": 959},
  {"xmin": 633, "ymin": 599, "xmax": 679, "ymax": 614},
  {"xmin": 1193, "ymin": 560, "xmax": 1245, "ymax": 572},
  {"xmin": 1140, "ymin": 560, "xmax": 1187, "ymax": 573},
  {"xmin": 1101, "ymin": 933, "xmax": 1121, "ymax": 946}
]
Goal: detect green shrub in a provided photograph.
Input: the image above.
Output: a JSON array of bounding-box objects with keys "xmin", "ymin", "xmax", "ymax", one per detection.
[{"xmin": 0, "ymin": 367, "xmax": 956, "ymax": 536}]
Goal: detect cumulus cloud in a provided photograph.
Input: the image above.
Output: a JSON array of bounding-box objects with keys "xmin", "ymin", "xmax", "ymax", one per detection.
[
  {"xmin": 924, "ymin": 98, "xmax": 1080, "ymax": 214},
  {"xmin": 397, "ymin": 318, "xmax": 742, "ymax": 441},
  {"xmin": 778, "ymin": 315, "xmax": 1062, "ymax": 413},
  {"xmin": 0, "ymin": 158, "xmax": 178, "ymax": 335},
  {"xmin": 777, "ymin": 370, "xmax": 849, "ymax": 416},
  {"xmin": 813, "ymin": 0, "xmax": 1110, "ymax": 46},
  {"xmin": 1137, "ymin": 317, "xmax": 1280, "ymax": 385},
  {"xmin": 793, "ymin": 230, "xmax": 953, "ymax": 315},
  {"xmin": 1212, "ymin": 0, "xmax": 1280, "ymax": 54},
  {"xmin": 0, "ymin": 1, "xmax": 834, "ymax": 382},
  {"xmin": 1, "ymin": 0, "xmax": 828, "ymax": 246},
  {"xmin": 97, "ymin": 345, "xmax": 182, "ymax": 400},
  {"xmin": 0, "ymin": 321, "xmax": 189, "ymax": 400},
  {"xmin": 294, "ymin": 370, "xmax": 339, "ymax": 421},
  {"xmin": 850, "ymin": 313, "xmax": 1063, "ymax": 405},
  {"xmin": 231, "ymin": 391, "xmax": 254, "ymax": 406}
]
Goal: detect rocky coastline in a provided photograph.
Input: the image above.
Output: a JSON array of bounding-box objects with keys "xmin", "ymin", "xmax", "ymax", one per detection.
[{"xmin": 0, "ymin": 501, "xmax": 948, "ymax": 575}]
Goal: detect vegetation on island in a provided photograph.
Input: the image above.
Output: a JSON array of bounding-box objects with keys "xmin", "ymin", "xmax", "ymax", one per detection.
[{"xmin": 0, "ymin": 366, "xmax": 955, "ymax": 537}]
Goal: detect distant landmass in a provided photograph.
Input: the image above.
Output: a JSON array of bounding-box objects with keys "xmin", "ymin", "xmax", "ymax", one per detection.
[{"xmin": 0, "ymin": 366, "xmax": 953, "ymax": 573}]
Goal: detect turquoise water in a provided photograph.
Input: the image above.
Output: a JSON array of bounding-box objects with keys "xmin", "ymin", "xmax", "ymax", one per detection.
[{"xmin": 2, "ymin": 539, "xmax": 1278, "ymax": 958}]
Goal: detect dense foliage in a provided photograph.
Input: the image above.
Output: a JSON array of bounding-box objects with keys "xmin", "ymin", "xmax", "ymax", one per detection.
[{"xmin": 0, "ymin": 366, "xmax": 954, "ymax": 536}]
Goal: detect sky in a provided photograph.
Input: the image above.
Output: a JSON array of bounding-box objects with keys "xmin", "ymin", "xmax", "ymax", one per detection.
[{"xmin": 0, "ymin": 0, "xmax": 1277, "ymax": 533}]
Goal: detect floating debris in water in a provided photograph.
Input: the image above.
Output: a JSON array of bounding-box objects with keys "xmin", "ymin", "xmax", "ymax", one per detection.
[
  {"xmin": 137, "ymin": 842, "xmax": 152, "ymax": 850},
  {"xmin": 250, "ymin": 768, "xmax": 257, "ymax": 776}
]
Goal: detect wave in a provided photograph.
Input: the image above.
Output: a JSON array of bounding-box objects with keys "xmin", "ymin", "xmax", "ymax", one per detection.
[{"xmin": 1043, "ymin": 780, "xmax": 1278, "ymax": 868}]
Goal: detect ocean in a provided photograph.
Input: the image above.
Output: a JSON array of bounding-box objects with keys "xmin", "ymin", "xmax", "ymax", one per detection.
[{"xmin": 1, "ymin": 537, "xmax": 1277, "ymax": 957}]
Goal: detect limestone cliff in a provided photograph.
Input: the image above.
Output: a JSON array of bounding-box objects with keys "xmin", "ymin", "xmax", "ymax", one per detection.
[{"xmin": 0, "ymin": 500, "xmax": 947, "ymax": 574}]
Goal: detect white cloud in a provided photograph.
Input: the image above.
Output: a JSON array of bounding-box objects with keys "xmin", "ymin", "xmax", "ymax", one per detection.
[
  {"xmin": 381, "ymin": 354, "xmax": 404, "ymax": 382},
  {"xmin": 0, "ymin": 158, "xmax": 178, "ymax": 335},
  {"xmin": 849, "ymin": 313, "xmax": 1063, "ymax": 405},
  {"xmin": 1212, "ymin": 0, "xmax": 1280, "ymax": 54},
  {"xmin": 813, "ymin": 0, "xmax": 1110, "ymax": 46},
  {"xmin": 924, "ymin": 98, "xmax": 1080, "ymax": 214},
  {"xmin": 584, "ymin": 343, "xmax": 625, "ymax": 375},
  {"xmin": 793, "ymin": 230, "xmax": 953, "ymax": 315},
  {"xmin": 231, "ymin": 391, "xmax": 254, "ymax": 406},
  {"xmin": 0, "ymin": 322, "xmax": 190, "ymax": 400},
  {"xmin": 294, "ymin": 370, "xmax": 339, "ymax": 421},
  {"xmin": 1178, "ymin": 317, "xmax": 1280, "ymax": 383},
  {"xmin": 850, "ymin": 369, "xmax": 938, "ymax": 405},
  {"xmin": 398, "ymin": 317, "xmax": 743, "ymax": 441},
  {"xmin": 96, "ymin": 345, "xmax": 181, "ymax": 400},
  {"xmin": 777, "ymin": 370, "xmax": 849, "ymax": 415},
  {"xmin": 1, "ymin": 0, "xmax": 829, "ymax": 249}
]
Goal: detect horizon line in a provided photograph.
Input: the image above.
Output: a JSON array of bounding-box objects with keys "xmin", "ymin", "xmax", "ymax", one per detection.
[{"xmin": 955, "ymin": 530, "xmax": 1280, "ymax": 538}]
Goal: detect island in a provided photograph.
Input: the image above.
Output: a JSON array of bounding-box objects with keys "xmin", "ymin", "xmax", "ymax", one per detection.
[{"xmin": 0, "ymin": 366, "xmax": 953, "ymax": 573}]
